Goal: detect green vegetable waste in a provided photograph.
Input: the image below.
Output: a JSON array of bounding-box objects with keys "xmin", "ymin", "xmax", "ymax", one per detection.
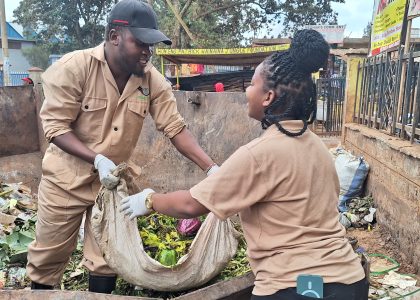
[
  {"xmin": 138, "ymin": 213, "xmax": 195, "ymax": 266},
  {"xmin": 158, "ymin": 249, "xmax": 177, "ymax": 267}
]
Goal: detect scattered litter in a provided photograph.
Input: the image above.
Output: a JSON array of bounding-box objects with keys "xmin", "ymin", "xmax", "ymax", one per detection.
[
  {"xmin": 7, "ymin": 267, "xmax": 26, "ymax": 287},
  {"xmin": 339, "ymin": 196, "xmax": 376, "ymax": 229},
  {"xmin": 380, "ymin": 271, "xmax": 417, "ymax": 289},
  {"xmin": 364, "ymin": 208, "xmax": 376, "ymax": 223}
]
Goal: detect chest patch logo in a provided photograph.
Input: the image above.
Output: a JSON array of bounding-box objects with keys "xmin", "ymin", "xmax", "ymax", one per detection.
[
  {"xmin": 137, "ymin": 86, "xmax": 150, "ymax": 101},
  {"xmin": 137, "ymin": 94, "xmax": 148, "ymax": 102}
]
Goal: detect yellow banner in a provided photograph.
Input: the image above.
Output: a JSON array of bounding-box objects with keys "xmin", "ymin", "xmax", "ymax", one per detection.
[
  {"xmin": 156, "ymin": 44, "xmax": 289, "ymax": 56},
  {"xmin": 370, "ymin": 0, "xmax": 407, "ymax": 56}
]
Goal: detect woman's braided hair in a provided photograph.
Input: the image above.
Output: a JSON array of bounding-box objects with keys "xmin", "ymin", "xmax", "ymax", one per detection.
[{"xmin": 260, "ymin": 29, "xmax": 330, "ymax": 137}]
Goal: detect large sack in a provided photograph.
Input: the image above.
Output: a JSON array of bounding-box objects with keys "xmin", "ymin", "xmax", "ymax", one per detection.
[
  {"xmin": 91, "ymin": 164, "xmax": 239, "ymax": 292},
  {"xmin": 334, "ymin": 148, "xmax": 370, "ymax": 212}
]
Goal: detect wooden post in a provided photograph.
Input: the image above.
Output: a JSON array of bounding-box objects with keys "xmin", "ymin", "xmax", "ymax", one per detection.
[
  {"xmin": 394, "ymin": 19, "xmax": 412, "ymax": 136},
  {"xmin": 341, "ymin": 52, "xmax": 366, "ymax": 145},
  {"xmin": 29, "ymin": 67, "xmax": 47, "ymax": 154},
  {"xmin": 0, "ymin": 0, "xmax": 10, "ymax": 86}
]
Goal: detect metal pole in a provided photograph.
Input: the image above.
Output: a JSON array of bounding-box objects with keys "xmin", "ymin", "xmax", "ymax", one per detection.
[
  {"xmin": 0, "ymin": 0, "xmax": 10, "ymax": 86},
  {"xmin": 176, "ymin": 65, "xmax": 180, "ymax": 89}
]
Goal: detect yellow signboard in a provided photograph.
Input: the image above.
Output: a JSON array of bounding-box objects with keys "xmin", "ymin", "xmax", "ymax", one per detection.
[
  {"xmin": 156, "ymin": 44, "xmax": 290, "ymax": 56},
  {"xmin": 370, "ymin": 0, "xmax": 407, "ymax": 56}
]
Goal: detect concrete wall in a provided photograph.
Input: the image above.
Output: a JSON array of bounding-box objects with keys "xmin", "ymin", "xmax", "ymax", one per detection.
[
  {"xmin": 343, "ymin": 124, "xmax": 420, "ymax": 273},
  {"xmin": 0, "ymin": 86, "xmax": 39, "ymax": 157},
  {"xmin": 342, "ymin": 54, "xmax": 420, "ymax": 273},
  {"xmin": 131, "ymin": 91, "xmax": 263, "ymax": 190}
]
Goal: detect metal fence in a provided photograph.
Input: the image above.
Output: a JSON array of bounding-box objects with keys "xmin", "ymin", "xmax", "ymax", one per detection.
[
  {"xmin": 354, "ymin": 49, "xmax": 420, "ymax": 144},
  {"xmin": 0, "ymin": 72, "xmax": 30, "ymax": 86},
  {"xmin": 314, "ymin": 77, "xmax": 345, "ymax": 135}
]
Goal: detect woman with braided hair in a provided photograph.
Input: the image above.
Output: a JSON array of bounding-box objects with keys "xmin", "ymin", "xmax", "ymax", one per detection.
[{"xmin": 121, "ymin": 29, "xmax": 369, "ymax": 299}]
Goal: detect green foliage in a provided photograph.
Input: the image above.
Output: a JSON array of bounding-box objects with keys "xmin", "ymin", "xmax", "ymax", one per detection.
[
  {"xmin": 153, "ymin": 0, "xmax": 345, "ymax": 48},
  {"xmin": 363, "ymin": 22, "xmax": 372, "ymax": 38},
  {"xmin": 21, "ymin": 45, "xmax": 51, "ymax": 70},
  {"xmin": 0, "ymin": 216, "xmax": 36, "ymax": 268},
  {"xmin": 13, "ymin": 0, "xmax": 116, "ymax": 53},
  {"xmin": 13, "ymin": 0, "xmax": 344, "ymax": 52}
]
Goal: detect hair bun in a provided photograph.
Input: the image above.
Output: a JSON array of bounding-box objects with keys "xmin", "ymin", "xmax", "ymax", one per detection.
[{"xmin": 289, "ymin": 29, "xmax": 330, "ymax": 74}]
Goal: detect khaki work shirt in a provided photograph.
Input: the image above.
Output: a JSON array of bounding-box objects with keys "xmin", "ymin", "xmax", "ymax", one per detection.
[
  {"xmin": 40, "ymin": 43, "xmax": 185, "ymax": 197},
  {"xmin": 191, "ymin": 121, "xmax": 365, "ymax": 295}
]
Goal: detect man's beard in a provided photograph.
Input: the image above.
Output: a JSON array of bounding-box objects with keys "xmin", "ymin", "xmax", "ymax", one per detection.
[{"xmin": 132, "ymin": 68, "xmax": 145, "ymax": 77}]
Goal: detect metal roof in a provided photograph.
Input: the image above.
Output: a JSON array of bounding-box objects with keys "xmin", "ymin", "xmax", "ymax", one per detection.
[{"xmin": 0, "ymin": 22, "xmax": 25, "ymax": 40}]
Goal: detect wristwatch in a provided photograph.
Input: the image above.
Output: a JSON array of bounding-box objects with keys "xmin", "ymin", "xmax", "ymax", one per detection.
[{"xmin": 145, "ymin": 192, "xmax": 155, "ymax": 211}]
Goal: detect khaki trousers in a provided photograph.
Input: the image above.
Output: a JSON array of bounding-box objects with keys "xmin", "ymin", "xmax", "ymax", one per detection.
[{"xmin": 26, "ymin": 177, "xmax": 115, "ymax": 285}]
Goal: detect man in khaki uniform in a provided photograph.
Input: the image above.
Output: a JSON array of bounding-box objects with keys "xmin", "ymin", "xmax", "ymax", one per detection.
[{"xmin": 26, "ymin": 0, "xmax": 218, "ymax": 293}]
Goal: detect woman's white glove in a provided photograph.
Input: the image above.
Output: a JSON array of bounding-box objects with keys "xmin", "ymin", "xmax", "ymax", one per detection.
[
  {"xmin": 206, "ymin": 164, "xmax": 220, "ymax": 176},
  {"xmin": 120, "ymin": 188, "xmax": 155, "ymax": 220},
  {"xmin": 94, "ymin": 154, "xmax": 119, "ymax": 189}
]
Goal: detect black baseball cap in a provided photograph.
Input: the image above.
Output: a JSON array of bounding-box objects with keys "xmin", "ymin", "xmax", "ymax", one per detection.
[{"xmin": 108, "ymin": 0, "xmax": 172, "ymax": 45}]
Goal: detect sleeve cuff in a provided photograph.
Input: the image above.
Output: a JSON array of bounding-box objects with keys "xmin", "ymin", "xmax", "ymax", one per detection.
[
  {"xmin": 165, "ymin": 121, "xmax": 186, "ymax": 139},
  {"xmin": 190, "ymin": 187, "xmax": 229, "ymax": 221},
  {"xmin": 44, "ymin": 128, "xmax": 73, "ymax": 142}
]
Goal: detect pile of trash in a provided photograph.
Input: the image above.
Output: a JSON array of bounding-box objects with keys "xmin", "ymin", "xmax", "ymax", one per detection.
[
  {"xmin": 339, "ymin": 195, "xmax": 376, "ymax": 229},
  {"xmin": 0, "ymin": 181, "xmax": 37, "ymax": 289},
  {"xmin": 366, "ymin": 254, "xmax": 420, "ymax": 299}
]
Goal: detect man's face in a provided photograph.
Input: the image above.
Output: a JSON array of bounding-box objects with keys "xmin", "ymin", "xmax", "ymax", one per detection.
[{"xmin": 117, "ymin": 28, "xmax": 153, "ymax": 76}]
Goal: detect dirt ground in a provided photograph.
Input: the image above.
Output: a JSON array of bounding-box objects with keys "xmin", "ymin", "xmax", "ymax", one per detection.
[{"xmin": 347, "ymin": 225, "xmax": 417, "ymax": 276}]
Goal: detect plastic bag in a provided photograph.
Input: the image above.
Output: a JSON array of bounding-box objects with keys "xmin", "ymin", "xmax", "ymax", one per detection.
[{"xmin": 334, "ymin": 148, "xmax": 370, "ymax": 212}]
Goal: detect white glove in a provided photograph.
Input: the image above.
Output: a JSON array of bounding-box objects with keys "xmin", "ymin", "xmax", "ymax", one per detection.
[
  {"xmin": 206, "ymin": 164, "xmax": 220, "ymax": 176},
  {"xmin": 94, "ymin": 154, "xmax": 119, "ymax": 189},
  {"xmin": 120, "ymin": 188, "xmax": 155, "ymax": 220}
]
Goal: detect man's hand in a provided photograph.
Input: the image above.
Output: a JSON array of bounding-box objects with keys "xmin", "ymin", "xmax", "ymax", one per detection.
[
  {"xmin": 120, "ymin": 188, "xmax": 155, "ymax": 219},
  {"xmin": 94, "ymin": 154, "xmax": 119, "ymax": 189}
]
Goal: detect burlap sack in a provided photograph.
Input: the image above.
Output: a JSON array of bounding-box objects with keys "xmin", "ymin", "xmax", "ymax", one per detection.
[{"xmin": 91, "ymin": 164, "xmax": 239, "ymax": 291}]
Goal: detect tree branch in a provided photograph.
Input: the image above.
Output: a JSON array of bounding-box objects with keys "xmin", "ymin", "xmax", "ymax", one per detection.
[
  {"xmin": 180, "ymin": 0, "xmax": 193, "ymax": 17},
  {"xmin": 165, "ymin": 0, "xmax": 195, "ymax": 41},
  {"xmin": 197, "ymin": 1, "xmax": 264, "ymax": 19}
]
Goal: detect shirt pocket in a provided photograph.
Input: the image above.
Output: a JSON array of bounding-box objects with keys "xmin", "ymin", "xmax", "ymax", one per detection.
[
  {"xmin": 75, "ymin": 97, "xmax": 107, "ymax": 143},
  {"xmin": 127, "ymin": 99, "xmax": 149, "ymax": 118},
  {"xmin": 124, "ymin": 100, "xmax": 149, "ymax": 144}
]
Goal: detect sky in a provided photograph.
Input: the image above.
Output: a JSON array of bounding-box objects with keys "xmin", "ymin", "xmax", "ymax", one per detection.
[
  {"xmin": 5, "ymin": 0, "xmax": 19, "ymax": 22},
  {"xmin": 4, "ymin": 0, "xmax": 419, "ymax": 39}
]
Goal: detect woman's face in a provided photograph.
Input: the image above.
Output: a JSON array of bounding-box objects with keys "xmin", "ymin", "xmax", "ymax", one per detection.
[{"xmin": 246, "ymin": 63, "xmax": 274, "ymax": 121}]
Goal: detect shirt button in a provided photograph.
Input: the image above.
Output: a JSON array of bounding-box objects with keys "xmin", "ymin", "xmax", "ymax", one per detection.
[
  {"xmin": 84, "ymin": 105, "xmax": 89, "ymax": 109},
  {"xmin": 114, "ymin": 127, "xmax": 118, "ymax": 131}
]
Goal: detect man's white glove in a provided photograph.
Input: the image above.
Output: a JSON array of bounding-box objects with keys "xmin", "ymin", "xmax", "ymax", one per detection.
[
  {"xmin": 120, "ymin": 188, "xmax": 155, "ymax": 220},
  {"xmin": 206, "ymin": 164, "xmax": 220, "ymax": 176},
  {"xmin": 94, "ymin": 154, "xmax": 119, "ymax": 189}
]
